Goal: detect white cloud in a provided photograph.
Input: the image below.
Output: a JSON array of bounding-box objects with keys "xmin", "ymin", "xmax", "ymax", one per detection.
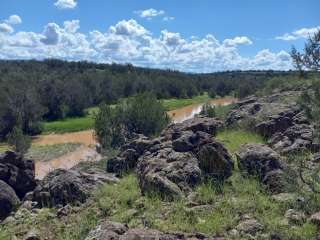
[
  {"xmin": 5, "ymin": 15, "xmax": 22, "ymax": 25},
  {"xmin": 163, "ymin": 16, "xmax": 175, "ymax": 21},
  {"xmin": 223, "ymin": 36, "xmax": 253, "ymax": 47},
  {"xmin": 54, "ymin": 0, "xmax": 77, "ymax": 9},
  {"xmin": 276, "ymin": 26, "xmax": 320, "ymax": 41},
  {"xmin": 0, "ymin": 23, "xmax": 14, "ymax": 34},
  {"xmin": 40, "ymin": 23, "xmax": 61, "ymax": 45},
  {"xmin": 135, "ymin": 8, "xmax": 165, "ymax": 19},
  {"xmin": 0, "ymin": 19, "xmax": 293, "ymax": 72}
]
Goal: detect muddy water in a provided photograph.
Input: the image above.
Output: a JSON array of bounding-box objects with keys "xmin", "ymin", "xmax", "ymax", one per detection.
[
  {"xmin": 33, "ymin": 130, "xmax": 98, "ymax": 179},
  {"xmin": 168, "ymin": 97, "xmax": 237, "ymax": 123},
  {"xmin": 34, "ymin": 97, "xmax": 236, "ymax": 179}
]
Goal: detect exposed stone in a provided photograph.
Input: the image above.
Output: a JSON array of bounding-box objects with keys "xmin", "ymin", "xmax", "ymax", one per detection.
[
  {"xmin": 0, "ymin": 151, "xmax": 37, "ymax": 199},
  {"xmin": 285, "ymin": 209, "xmax": 306, "ymax": 224},
  {"xmin": 236, "ymin": 144, "xmax": 286, "ymax": 193},
  {"xmin": 85, "ymin": 221, "xmax": 207, "ymax": 240},
  {"xmin": 23, "ymin": 230, "xmax": 40, "ymax": 240},
  {"xmin": 225, "ymin": 91, "xmax": 315, "ymax": 155},
  {"xmin": 33, "ymin": 168, "xmax": 118, "ymax": 207},
  {"xmin": 310, "ymin": 212, "xmax": 320, "ymax": 226},
  {"xmin": 236, "ymin": 218, "xmax": 263, "ymax": 235},
  {"xmin": 0, "ymin": 180, "xmax": 20, "ymax": 221}
]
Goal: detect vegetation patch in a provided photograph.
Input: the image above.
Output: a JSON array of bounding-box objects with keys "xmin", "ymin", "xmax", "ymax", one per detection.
[
  {"xmin": 216, "ymin": 128, "xmax": 265, "ymax": 154},
  {"xmin": 162, "ymin": 93, "xmax": 210, "ymax": 111},
  {"xmin": 26, "ymin": 143, "xmax": 82, "ymax": 162},
  {"xmin": 43, "ymin": 116, "xmax": 94, "ymax": 134}
]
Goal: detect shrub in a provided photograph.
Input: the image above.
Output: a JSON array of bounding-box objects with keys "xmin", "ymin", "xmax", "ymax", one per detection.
[
  {"xmin": 200, "ymin": 103, "xmax": 216, "ymax": 118},
  {"xmin": 95, "ymin": 92, "xmax": 170, "ymax": 149},
  {"xmin": 7, "ymin": 126, "xmax": 31, "ymax": 154}
]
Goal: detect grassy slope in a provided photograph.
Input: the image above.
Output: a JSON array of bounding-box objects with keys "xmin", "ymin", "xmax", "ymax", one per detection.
[
  {"xmin": 1, "ymin": 128, "xmax": 317, "ymax": 240},
  {"xmin": 42, "ymin": 94, "xmax": 211, "ymax": 134}
]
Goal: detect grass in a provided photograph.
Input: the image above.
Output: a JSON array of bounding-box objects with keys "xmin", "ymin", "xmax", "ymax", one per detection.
[
  {"xmin": 0, "ymin": 143, "xmax": 9, "ymax": 153},
  {"xmin": 162, "ymin": 93, "xmax": 210, "ymax": 111},
  {"xmin": 43, "ymin": 116, "xmax": 94, "ymax": 134},
  {"xmin": 216, "ymin": 128, "xmax": 265, "ymax": 154},
  {"xmin": 26, "ymin": 143, "xmax": 82, "ymax": 162}
]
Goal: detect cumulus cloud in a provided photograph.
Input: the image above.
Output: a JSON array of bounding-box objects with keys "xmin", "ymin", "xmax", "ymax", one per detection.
[
  {"xmin": 0, "ymin": 23, "xmax": 14, "ymax": 34},
  {"xmin": 41, "ymin": 23, "xmax": 61, "ymax": 45},
  {"xmin": 276, "ymin": 26, "xmax": 320, "ymax": 41},
  {"xmin": 5, "ymin": 15, "xmax": 22, "ymax": 25},
  {"xmin": 223, "ymin": 36, "xmax": 253, "ymax": 47},
  {"xmin": 54, "ymin": 0, "xmax": 77, "ymax": 9},
  {"xmin": 135, "ymin": 8, "xmax": 165, "ymax": 19},
  {"xmin": 0, "ymin": 19, "xmax": 293, "ymax": 72}
]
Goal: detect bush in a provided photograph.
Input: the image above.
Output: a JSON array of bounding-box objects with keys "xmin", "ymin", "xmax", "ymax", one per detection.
[
  {"xmin": 200, "ymin": 103, "xmax": 216, "ymax": 118},
  {"xmin": 7, "ymin": 126, "xmax": 31, "ymax": 154},
  {"xmin": 95, "ymin": 92, "xmax": 170, "ymax": 149}
]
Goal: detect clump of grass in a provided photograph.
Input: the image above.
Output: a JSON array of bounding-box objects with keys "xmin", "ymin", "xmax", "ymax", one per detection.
[
  {"xmin": 26, "ymin": 143, "xmax": 82, "ymax": 162},
  {"xmin": 216, "ymin": 128, "xmax": 265, "ymax": 154}
]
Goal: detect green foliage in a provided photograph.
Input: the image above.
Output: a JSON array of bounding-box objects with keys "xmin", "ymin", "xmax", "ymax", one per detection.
[
  {"xmin": 200, "ymin": 103, "xmax": 216, "ymax": 118},
  {"xmin": 123, "ymin": 92, "xmax": 170, "ymax": 136},
  {"xmin": 95, "ymin": 92, "xmax": 169, "ymax": 149},
  {"xmin": 94, "ymin": 104, "xmax": 126, "ymax": 149},
  {"xmin": 7, "ymin": 126, "xmax": 31, "ymax": 154},
  {"xmin": 216, "ymin": 128, "xmax": 265, "ymax": 154},
  {"xmin": 43, "ymin": 116, "xmax": 94, "ymax": 134}
]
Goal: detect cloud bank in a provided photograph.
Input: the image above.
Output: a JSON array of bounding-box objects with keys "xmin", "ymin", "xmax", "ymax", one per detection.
[
  {"xmin": 0, "ymin": 18, "xmax": 293, "ymax": 72},
  {"xmin": 276, "ymin": 26, "xmax": 320, "ymax": 41}
]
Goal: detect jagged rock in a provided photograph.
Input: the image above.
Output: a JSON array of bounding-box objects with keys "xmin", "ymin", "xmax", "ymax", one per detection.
[
  {"xmin": 0, "ymin": 180, "xmax": 20, "ymax": 221},
  {"xmin": 226, "ymin": 91, "xmax": 315, "ymax": 154},
  {"xmin": 0, "ymin": 151, "xmax": 37, "ymax": 199},
  {"xmin": 236, "ymin": 144, "xmax": 286, "ymax": 193},
  {"xmin": 137, "ymin": 148, "xmax": 201, "ymax": 199},
  {"xmin": 23, "ymin": 230, "xmax": 40, "ymax": 240},
  {"xmin": 236, "ymin": 218, "xmax": 263, "ymax": 235},
  {"xmin": 310, "ymin": 212, "xmax": 320, "ymax": 226},
  {"xmin": 33, "ymin": 168, "xmax": 118, "ymax": 207},
  {"xmin": 285, "ymin": 209, "xmax": 306, "ymax": 224},
  {"xmin": 85, "ymin": 221, "xmax": 207, "ymax": 240}
]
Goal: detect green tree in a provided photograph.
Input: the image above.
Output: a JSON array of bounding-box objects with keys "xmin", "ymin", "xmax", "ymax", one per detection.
[{"xmin": 7, "ymin": 126, "xmax": 31, "ymax": 154}]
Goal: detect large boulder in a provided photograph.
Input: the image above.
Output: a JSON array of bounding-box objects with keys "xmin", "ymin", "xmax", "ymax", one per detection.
[
  {"xmin": 85, "ymin": 221, "xmax": 207, "ymax": 240},
  {"xmin": 226, "ymin": 91, "xmax": 315, "ymax": 155},
  {"xmin": 236, "ymin": 144, "xmax": 286, "ymax": 193},
  {"xmin": 0, "ymin": 151, "xmax": 36, "ymax": 199},
  {"xmin": 33, "ymin": 168, "xmax": 118, "ymax": 207},
  {"xmin": 0, "ymin": 180, "xmax": 20, "ymax": 221},
  {"xmin": 137, "ymin": 131, "xmax": 233, "ymax": 199}
]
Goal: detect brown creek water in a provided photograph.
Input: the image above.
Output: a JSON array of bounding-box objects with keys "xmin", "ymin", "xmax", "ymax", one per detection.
[{"xmin": 34, "ymin": 97, "xmax": 237, "ymax": 179}]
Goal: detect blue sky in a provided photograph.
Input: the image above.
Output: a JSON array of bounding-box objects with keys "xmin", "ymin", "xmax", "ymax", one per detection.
[{"xmin": 0, "ymin": 0, "xmax": 319, "ymax": 72}]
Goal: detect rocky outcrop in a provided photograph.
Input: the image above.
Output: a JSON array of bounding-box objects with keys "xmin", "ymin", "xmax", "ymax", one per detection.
[
  {"xmin": 226, "ymin": 91, "xmax": 315, "ymax": 154},
  {"xmin": 0, "ymin": 151, "xmax": 37, "ymax": 199},
  {"xmin": 236, "ymin": 144, "xmax": 287, "ymax": 193},
  {"xmin": 85, "ymin": 221, "xmax": 207, "ymax": 240},
  {"xmin": 32, "ymin": 168, "xmax": 118, "ymax": 207},
  {"xmin": 107, "ymin": 117, "xmax": 232, "ymax": 200},
  {"xmin": 0, "ymin": 180, "xmax": 20, "ymax": 221}
]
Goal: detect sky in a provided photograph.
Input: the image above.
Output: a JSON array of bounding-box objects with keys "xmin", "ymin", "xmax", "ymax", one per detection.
[{"xmin": 0, "ymin": 0, "xmax": 319, "ymax": 72}]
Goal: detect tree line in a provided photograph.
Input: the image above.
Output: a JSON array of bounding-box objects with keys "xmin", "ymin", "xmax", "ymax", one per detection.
[{"xmin": 0, "ymin": 59, "xmax": 301, "ymax": 140}]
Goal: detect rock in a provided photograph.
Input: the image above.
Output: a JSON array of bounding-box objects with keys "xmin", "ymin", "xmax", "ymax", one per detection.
[
  {"xmin": 33, "ymin": 168, "xmax": 118, "ymax": 207},
  {"xmin": 0, "ymin": 180, "xmax": 20, "ymax": 221},
  {"xmin": 57, "ymin": 204, "xmax": 73, "ymax": 217},
  {"xmin": 86, "ymin": 221, "xmax": 207, "ymax": 240},
  {"xmin": 285, "ymin": 209, "xmax": 306, "ymax": 224},
  {"xmin": 236, "ymin": 144, "xmax": 286, "ymax": 193},
  {"xmin": 310, "ymin": 212, "xmax": 320, "ymax": 226},
  {"xmin": 271, "ymin": 193, "xmax": 297, "ymax": 204},
  {"xmin": 23, "ymin": 230, "xmax": 40, "ymax": 240},
  {"xmin": 137, "ymin": 149, "xmax": 201, "ymax": 199},
  {"xmin": 225, "ymin": 91, "xmax": 316, "ymax": 154},
  {"xmin": 236, "ymin": 218, "xmax": 263, "ymax": 235},
  {"xmin": 0, "ymin": 151, "xmax": 37, "ymax": 199}
]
